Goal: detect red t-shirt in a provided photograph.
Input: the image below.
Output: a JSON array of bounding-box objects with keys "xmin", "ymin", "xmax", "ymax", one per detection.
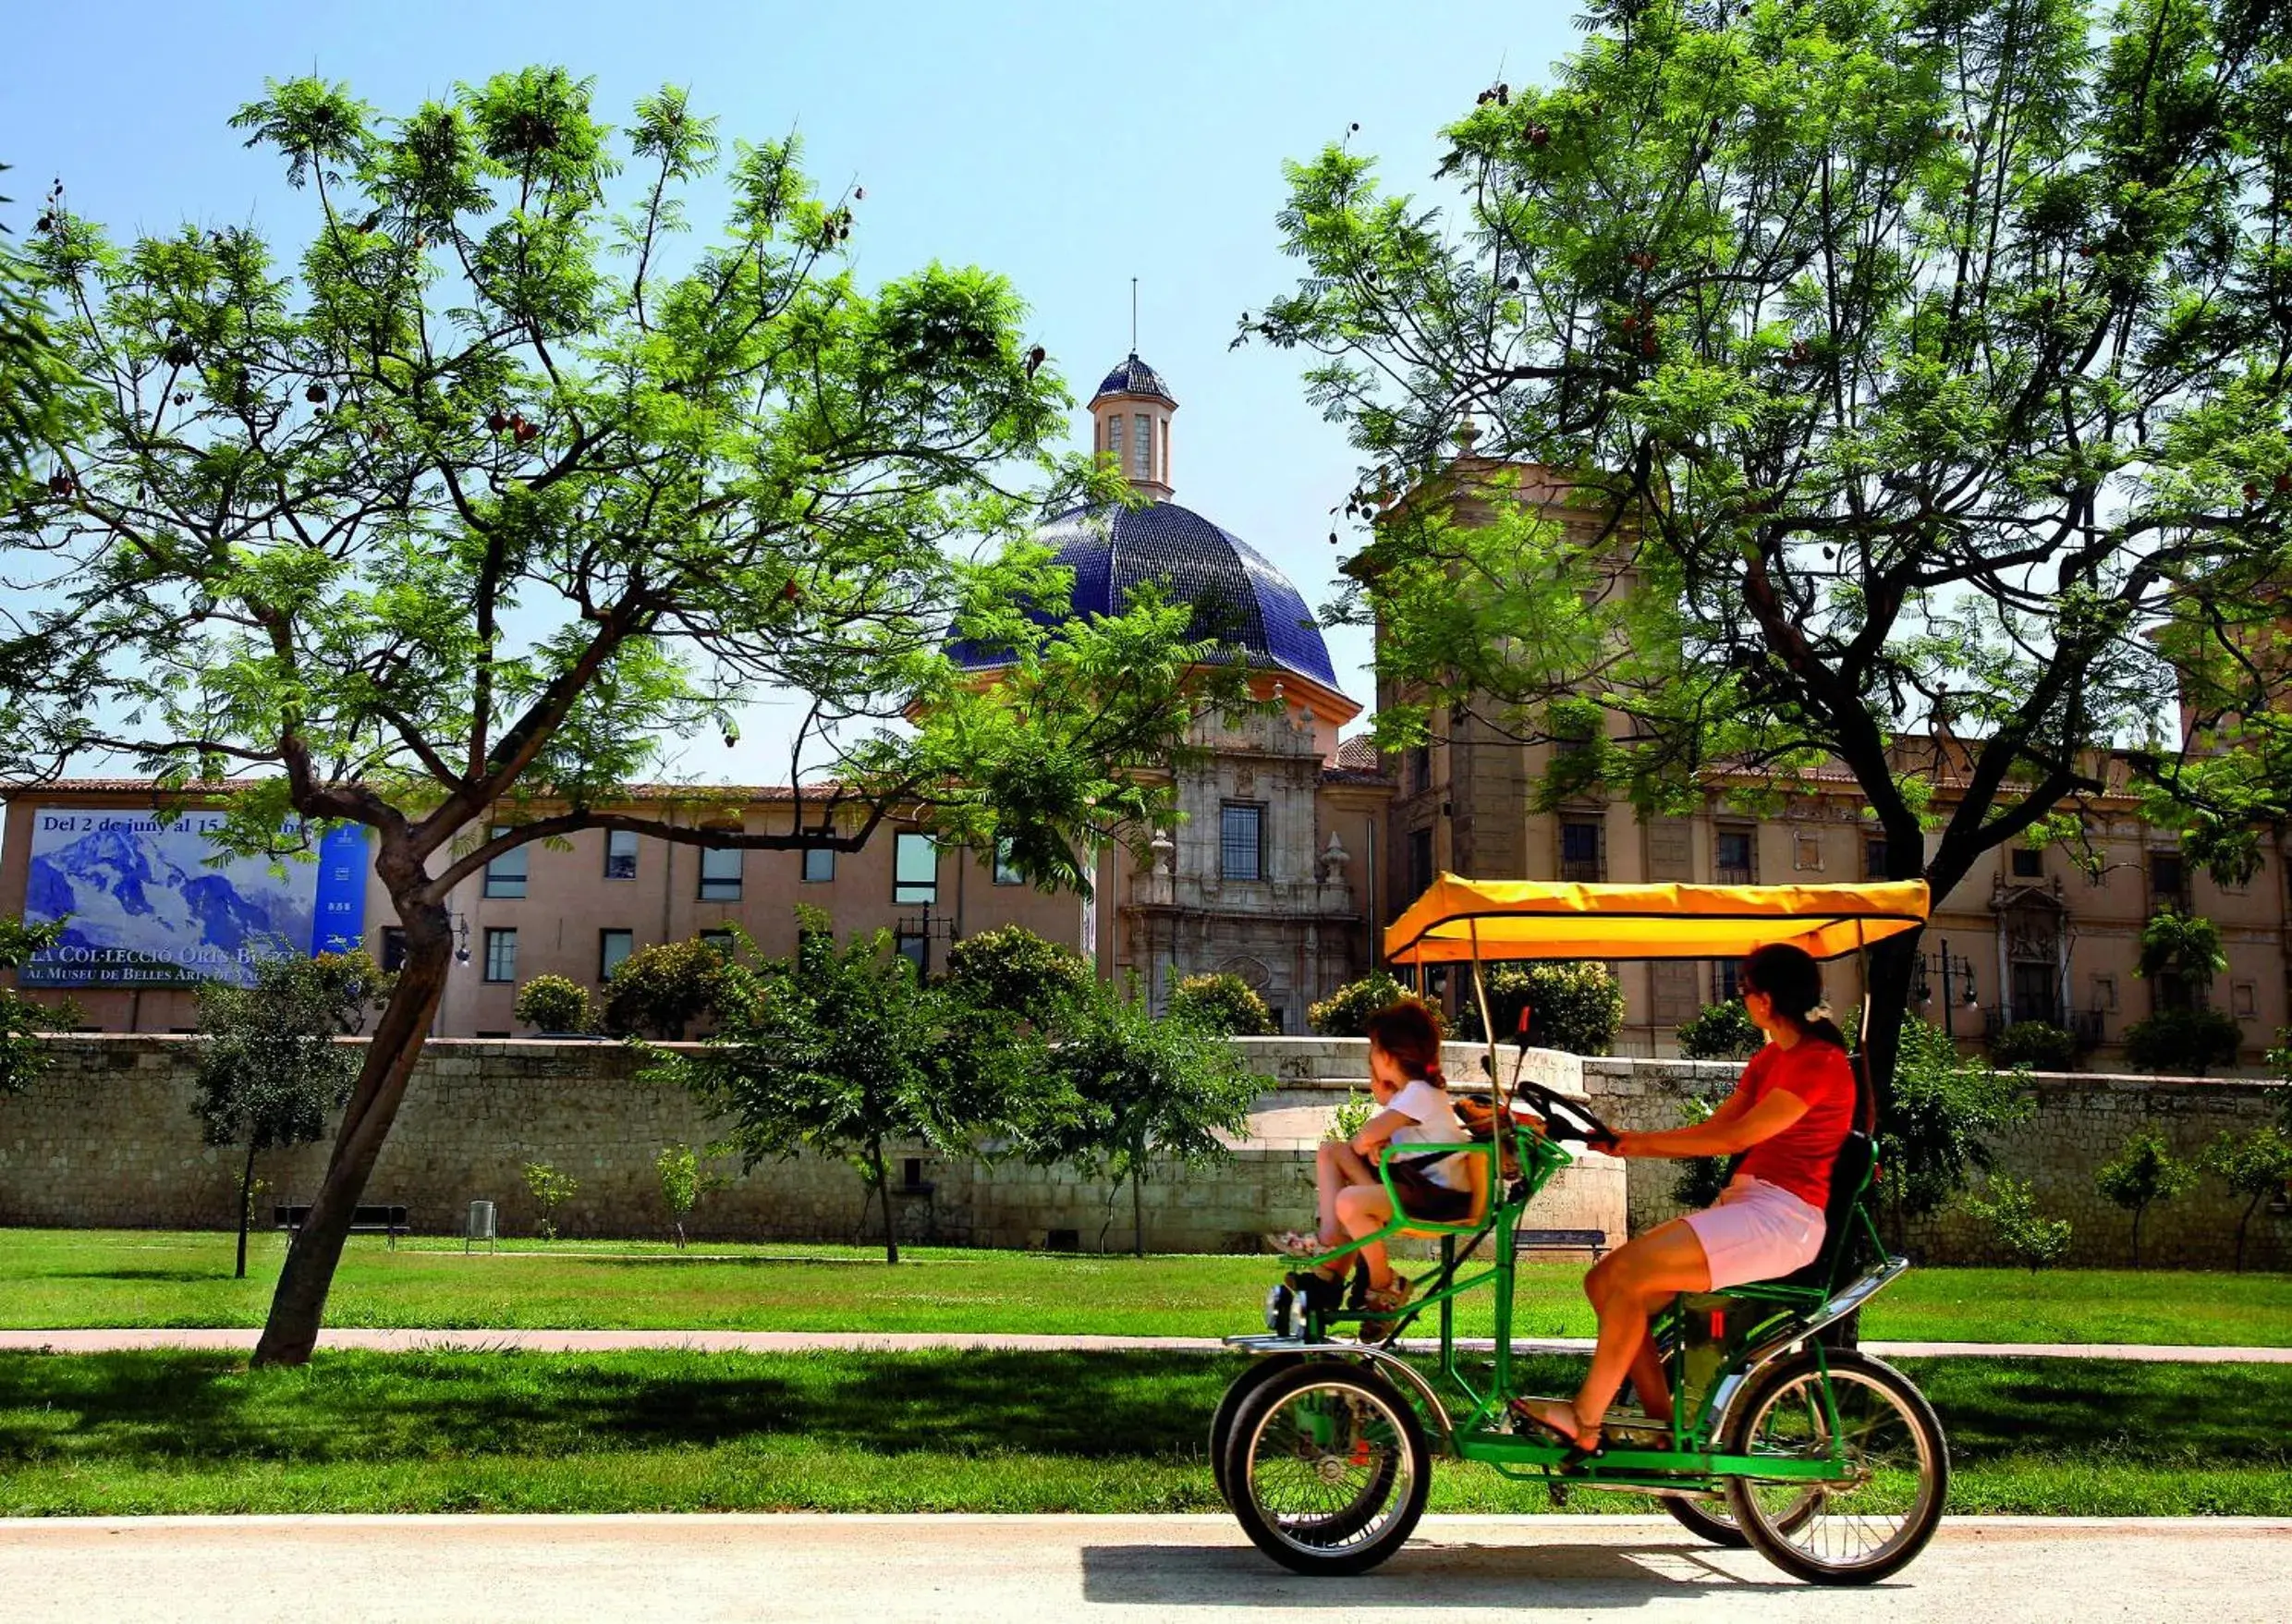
[{"xmin": 1733, "ymin": 1039, "xmax": 1857, "ymax": 1210}]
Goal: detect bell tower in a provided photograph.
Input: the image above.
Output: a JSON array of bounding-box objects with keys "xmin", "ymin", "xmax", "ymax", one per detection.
[{"xmin": 1089, "ymin": 354, "xmax": 1176, "ymax": 502}]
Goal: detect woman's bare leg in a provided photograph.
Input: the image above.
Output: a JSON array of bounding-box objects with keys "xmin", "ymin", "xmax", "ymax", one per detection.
[{"xmin": 1576, "ymin": 1218, "xmax": 1710, "ymax": 1436}]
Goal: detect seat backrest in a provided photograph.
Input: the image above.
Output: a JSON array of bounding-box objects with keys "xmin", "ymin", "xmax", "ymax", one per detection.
[{"xmin": 1774, "ymin": 1046, "xmax": 1879, "ymax": 1292}]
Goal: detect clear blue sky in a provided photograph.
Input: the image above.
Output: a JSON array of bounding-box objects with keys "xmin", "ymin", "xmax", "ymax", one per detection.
[{"xmin": 1, "ymin": 0, "xmax": 1579, "ymax": 785}]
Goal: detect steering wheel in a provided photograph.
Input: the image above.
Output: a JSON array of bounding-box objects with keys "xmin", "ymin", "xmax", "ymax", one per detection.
[{"xmin": 1507, "ymin": 1077, "xmax": 1621, "ymax": 1152}]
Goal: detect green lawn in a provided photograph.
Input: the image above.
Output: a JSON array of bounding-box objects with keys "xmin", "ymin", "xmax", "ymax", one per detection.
[
  {"xmin": 2, "ymin": 1227, "xmax": 2288, "ymax": 1345},
  {"xmin": 0, "ymin": 1347, "xmax": 2283, "ymax": 1517}
]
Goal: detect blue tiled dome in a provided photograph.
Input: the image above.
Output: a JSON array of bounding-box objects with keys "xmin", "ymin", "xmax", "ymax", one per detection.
[
  {"xmin": 957, "ymin": 500, "xmax": 1339, "ymax": 690},
  {"xmin": 1092, "ymin": 353, "xmax": 1176, "ymax": 405}
]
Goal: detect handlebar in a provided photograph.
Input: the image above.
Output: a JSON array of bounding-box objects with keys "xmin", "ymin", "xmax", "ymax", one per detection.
[{"xmin": 1506, "ymin": 1077, "xmax": 1620, "ymax": 1152}]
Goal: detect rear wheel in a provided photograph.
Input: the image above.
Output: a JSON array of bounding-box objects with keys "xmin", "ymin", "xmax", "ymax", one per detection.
[
  {"xmin": 1721, "ymin": 1349, "xmax": 1948, "ymax": 1585},
  {"xmin": 1661, "ymin": 1495, "xmax": 1749, "ymax": 1546},
  {"xmin": 1225, "ymin": 1361, "xmax": 1432, "ymax": 1575}
]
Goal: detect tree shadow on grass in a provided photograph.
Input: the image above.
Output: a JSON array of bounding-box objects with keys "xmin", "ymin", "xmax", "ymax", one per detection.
[
  {"xmin": 42, "ymin": 1267, "xmax": 243, "ymax": 1284},
  {"xmin": 1908, "ymin": 1358, "xmax": 2292, "ymax": 1466}
]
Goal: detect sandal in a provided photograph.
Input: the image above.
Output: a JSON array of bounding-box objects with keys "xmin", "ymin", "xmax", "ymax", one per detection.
[
  {"xmin": 1358, "ymin": 1275, "xmax": 1413, "ymax": 1340},
  {"xmin": 1509, "ymin": 1397, "xmax": 1603, "ymax": 1454},
  {"xmin": 1264, "ymin": 1230, "xmax": 1326, "ymax": 1259}
]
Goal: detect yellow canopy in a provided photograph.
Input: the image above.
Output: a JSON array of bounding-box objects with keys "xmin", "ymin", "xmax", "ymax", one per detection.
[{"xmin": 1384, "ymin": 875, "xmax": 1930, "ymax": 965}]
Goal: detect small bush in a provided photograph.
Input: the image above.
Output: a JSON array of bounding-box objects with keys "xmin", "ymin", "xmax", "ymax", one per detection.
[
  {"xmin": 514, "ymin": 974, "xmax": 595, "ymax": 1035},
  {"xmin": 1989, "ymin": 1020, "xmax": 2078, "ymax": 1071},
  {"xmin": 1961, "ymin": 1176, "xmax": 2074, "ymax": 1271},
  {"xmin": 1324, "ymin": 1090, "xmax": 1375, "ymax": 1143},
  {"xmin": 2122, "ymin": 1007, "xmax": 2242, "ymax": 1075},
  {"xmin": 940, "ymin": 924, "xmax": 1091, "ymax": 1025},
  {"xmin": 1309, "ymin": 971, "xmax": 1413, "ymax": 1037},
  {"xmin": 1457, "ymin": 961, "xmax": 1624, "ymax": 1056},
  {"xmin": 2095, "ymin": 1124, "xmax": 2197, "ymax": 1267},
  {"xmin": 1166, "ymin": 972, "xmax": 1276, "ymax": 1036},
  {"xmin": 1670, "ymin": 1093, "xmax": 1733, "ymax": 1210},
  {"xmin": 1676, "ymin": 1001, "xmax": 1762, "ymax": 1061},
  {"xmin": 602, "ymin": 938, "xmax": 733, "ymax": 1039},
  {"xmin": 521, "ymin": 1161, "xmax": 579, "ymax": 1241}
]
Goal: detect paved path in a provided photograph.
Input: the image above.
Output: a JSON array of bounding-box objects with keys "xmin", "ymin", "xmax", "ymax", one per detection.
[
  {"xmin": 4, "ymin": 1326, "xmax": 2287, "ymax": 1361},
  {"xmin": 0, "ymin": 1515, "xmax": 2284, "ymax": 1622}
]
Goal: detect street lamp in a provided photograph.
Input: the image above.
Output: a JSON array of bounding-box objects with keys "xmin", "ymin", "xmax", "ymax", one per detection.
[
  {"xmin": 1915, "ymin": 939, "xmax": 1979, "ymax": 1039},
  {"xmin": 450, "ymin": 910, "xmax": 471, "ymax": 967}
]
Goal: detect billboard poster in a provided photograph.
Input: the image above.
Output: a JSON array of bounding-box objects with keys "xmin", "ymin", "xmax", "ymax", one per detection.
[{"xmin": 19, "ymin": 808, "xmax": 370, "ymax": 988}]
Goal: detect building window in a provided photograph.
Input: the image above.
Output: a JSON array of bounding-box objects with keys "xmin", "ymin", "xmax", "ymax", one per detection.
[
  {"xmin": 1793, "ymin": 829, "xmax": 1824, "ymax": 872},
  {"xmin": 1713, "ymin": 959, "xmax": 1743, "ymax": 1005},
  {"xmin": 599, "ymin": 929, "xmax": 634, "ymax": 982},
  {"xmin": 482, "ymin": 927, "xmax": 518, "ymax": 983},
  {"xmin": 1559, "ymin": 818, "xmax": 1605, "ymax": 882},
  {"xmin": 2010, "ymin": 847, "xmax": 2043, "ymax": 879},
  {"xmin": 895, "ymin": 929, "xmax": 928, "ymax": 974},
  {"xmin": 1408, "ymin": 744, "xmax": 1431, "ymax": 793},
  {"xmin": 1408, "ymin": 826, "xmax": 1434, "ymax": 897},
  {"xmin": 483, "ymin": 826, "xmax": 527, "ymax": 898},
  {"xmin": 698, "ymin": 845, "xmax": 743, "ymax": 901},
  {"xmin": 1133, "ymin": 412, "xmax": 1152, "ymax": 479},
  {"xmin": 603, "ymin": 829, "xmax": 640, "ymax": 880},
  {"xmin": 2150, "ymin": 849, "xmax": 2186, "ymax": 906},
  {"xmin": 1221, "ymin": 803, "xmax": 1265, "ymax": 882},
  {"xmin": 894, "ymin": 831, "xmax": 938, "ymax": 904},
  {"xmin": 2091, "ymin": 974, "xmax": 2117, "ymax": 1013},
  {"xmin": 994, "ymin": 838, "xmax": 1024, "ymax": 885},
  {"xmin": 379, "ymin": 927, "xmax": 407, "ymax": 972},
  {"xmin": 1862, "ymin": 836, "xmax": 1889, "ymax": 881},
  {"xmin": 1106, "ymin": 413, "xmax": 1125, "ymax": 466},
  {"xmin": 700, "ymin": 929, "xmax": 735, "ymax": 956},
  {"xmin": 2232, "ymin": 981, "xmax": 2258, "ymax": 1020},
  {"xmin": 802, "ymin": 847, "xmax": 835, "ymax": 884},
  {"xmin": 1714, "ymin": 827, "xmax": 1756, "ymax": 885}
]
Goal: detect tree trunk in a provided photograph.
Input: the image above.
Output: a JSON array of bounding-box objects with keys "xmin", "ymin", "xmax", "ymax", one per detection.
[
  {"xmin": 2236, "ymin": 1195, "xmax": 2258, "ymax": 1274},
  {"xmin": 1131, "ymin": 1161, "xmax": 1145, "ymax": 1260},
  {"xmin": 251, "ymin": 923, "xmax": 450, "ymax": 1367},
  {"xmin": 2130, "ymin": 1203, "xmax": 2144, "ymax": 1269},
  {"xmin": 871, "ymin": 1134, "xmax": 898, "ymax": 1264},
  {"xmin": 235, "ymin": 1138, "xmax": 257, "ymax": 1280}
]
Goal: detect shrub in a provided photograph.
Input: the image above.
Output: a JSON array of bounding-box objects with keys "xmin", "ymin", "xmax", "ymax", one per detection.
[
  {"xmin": 1309, "ymin": 971, "xmax": 1413, "ymax": 1037},
  {"xmin": 1989, "ymin": 1020, "xmax": 2078, "ymax": 1071},
  {"xmin": 1877, "ymin": 1017, "xmax": 2032, "ymax": 1238},
  {"xmin": 602, "ymin": 938, "xmax": 733, "ymax": 1039},
  {"xmin": 2094, "ymin": 1124, "xmax": 2197, "ymax": 1267},
  {"xmin": 654, "ymin": 1142, "xmax": 727, "ymax": 1249},
  {"xmin": 2201, "ymin": 1126, "xmax": 2292, "ymax": 1273},
  {"xmin": 1457, "ymin": 961, "xmax": 1624, "ymax": 1056},
  {"xmin": 1960, "ymin": 1176, "xmax": 2074, "ymax": 1272},
  {"xmin": 2122, "ymin": 1007, "xmax": 2243, "ymax": 1075},
  {"xmin": 522, "ymin": 1161, "xmax": 579, "ymax": 1241},
  {"xmin": 1166, "ymin": 972, "xmax": 1277, "ymax": 1036},
  {"xmin": 940, "ymin": 924, "xmax": 1092, "ymax": 1026},
  {"xmin": 513, "ymin": 974, "xmax": 595, "ymax": 1035},
  {"xmin": 1324, "ymin": 1090, "xmax": 1375, "ymax": 1142},
  {"xmin": 1676, "ymin": 1000, "xmax": 1762, "ymax": 1061},
  {"xmin": 1670, "ymin": 1093, "xmax": 1733, "ymax": 1210}
]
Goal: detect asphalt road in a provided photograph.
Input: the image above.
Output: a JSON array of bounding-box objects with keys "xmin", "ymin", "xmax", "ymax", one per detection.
[{"xmin": 2, "ymin": 1515, "xmax": 2284, "ymax": 1623}]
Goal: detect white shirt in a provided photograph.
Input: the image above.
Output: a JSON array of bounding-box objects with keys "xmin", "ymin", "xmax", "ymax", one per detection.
[{"xmin": 1384, "ymin": 1079, "xmax": 1470, "ymax": 1190}]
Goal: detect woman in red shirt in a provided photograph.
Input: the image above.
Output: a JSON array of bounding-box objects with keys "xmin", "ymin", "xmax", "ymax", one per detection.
[{"xmin": 1514, "ymin": 943, "xmax": 1857, "ymax": 1453}]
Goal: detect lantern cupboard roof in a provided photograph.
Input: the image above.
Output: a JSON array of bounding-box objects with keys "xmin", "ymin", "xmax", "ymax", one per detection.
[
  {"xmin": 955, "ymin": 499, "xmax": 1341, "ymax": 692},
  {"xmin": 1091, "ymin": 352, "xmax": 1176, "ymax": 405}
]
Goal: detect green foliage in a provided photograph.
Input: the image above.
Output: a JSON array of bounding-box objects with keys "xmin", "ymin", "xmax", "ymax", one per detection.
[
  {"xmin": 1960, "ymin": 1177, "xmax": 2074, "ymax": 1273},
  {"xmin": 2201, "ymin": 1127, "xmax": 2292, "ymax": 1273},
  {"xmin": 938, "ymin": 924, "xmax": 1091, "ymax": 1027},
  {"xmin": 193, "ymin": 950, "xmax": 391, "ymax": 1275},
  {"xmin": 2095, "ymin": 1126, "xmax": 2198, "ymax": 1267},
  {"xmin": 2122, "ymin": 1008, "xmax": 2244, "ymax": 1076},
  {"xmin": 513, "ymin": 974, "xmax": 595, "ymax": 1035},
  {"xmin": 652, "ymin": 1142, "xmax": 726, "ymax": 1249},
  {"xmin": 1307, "ymin": 971, "xmax": 1412, "ymax": 1038},
  {"xmin": 602, "ymin": 939, "xmax": 731, "ymax": 1039},
  {"xmin": 1324, "ymin": 1090, "xmax": 1375, "ymax": 1143},
  {"xmin": 1457, "ymin": 961, "xmax": 1624, "ymax": 1056},
  {"xmin": 660, "ymin": 914, "xmax": 1060, "ymax": 1262},
  {"xmin": 2134, "ymin": 912, "xmax": 2229, "ymax": 992},
  {"xmin": 1878, "ymin": 1018, "xmax": 2032, "ymax": 1234},
  {"xmin": 1669, "ymin": 1093, "xmax": 1733, "ymax": 1211},
  {"xmin": 521, "ymin": 1162, "xmax": 579, "ymax": 1241},
  {"xmin": 1675, "ymin": 1000, "xmax": 1762, "ymax": 1061},
  {"xmin": 0, "ymin": 165, "xmax": 88, "ymax": 495},
  {"xmin": 0, "ymin": 914, "xmax": 75, "ymax": 1095},
  {"xmin": 1164, "ymin": 972, "xmax": 1276, "ymax": 1037},
  {"xmin": 1989, "ymin": 1020, "xmax": 2079, "ymax": 1072},
  {"xmin": 1032, "ymin": 974, "xmax": 1266, "ymax": 1253},
  {"xmin": 1248, "ymin": 0, "xmax": 2292, "ymax": 1100}
]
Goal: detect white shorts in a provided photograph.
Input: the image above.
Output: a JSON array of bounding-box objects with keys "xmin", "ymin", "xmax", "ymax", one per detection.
[{"xmin": 1684, "ymin": 1177, "xmax": 1826, "ymax": 1289}]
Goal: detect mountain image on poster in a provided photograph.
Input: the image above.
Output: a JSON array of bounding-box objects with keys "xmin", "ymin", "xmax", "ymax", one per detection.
[{"xmin": 20, "ymin": 809, "xmax": 368, "ymax": 987}]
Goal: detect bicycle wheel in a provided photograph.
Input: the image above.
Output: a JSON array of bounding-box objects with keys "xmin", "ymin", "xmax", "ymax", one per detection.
[
  {"xmin": 1721, "ymin": 1349, "xmax": 1948, "ymax": 1585},
  {"xmin": 1661, "ymin": 1495, "xmax": 1750, "ymax": 1546},
  {"xmin": 1225, "ymin": 1361, "xmax": 1432, "ymax": 1576},
  {"xmin": 1209, "ymin": 1356, "xmax": 1304, "ymax": 1508}
]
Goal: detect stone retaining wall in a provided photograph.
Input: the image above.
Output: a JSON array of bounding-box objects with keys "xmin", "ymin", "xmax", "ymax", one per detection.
[{"xmin": 0, "ymin": 1035, "xmax": 1621, "ymax": 1254}]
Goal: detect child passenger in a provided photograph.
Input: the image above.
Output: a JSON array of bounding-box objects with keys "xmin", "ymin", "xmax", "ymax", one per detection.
[{"xmin": 1267, "ymin": 997, "xmax": 1472, "ymax": 1319}]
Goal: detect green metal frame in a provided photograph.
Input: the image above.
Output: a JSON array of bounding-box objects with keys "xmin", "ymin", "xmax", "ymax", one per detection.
[{"xmin": 1246, "ymin": 1114, "xmax": 1901, "ymax": 1499}]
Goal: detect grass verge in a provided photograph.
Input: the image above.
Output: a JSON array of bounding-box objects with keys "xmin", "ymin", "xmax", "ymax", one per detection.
[
  {"xmin": 4, "ymin": 1228, "xmax": 2289, "ymax": 1346},
  {"xmin": 0, "ymin": 1348, "xmax": 2285, "ymax": 1518}
]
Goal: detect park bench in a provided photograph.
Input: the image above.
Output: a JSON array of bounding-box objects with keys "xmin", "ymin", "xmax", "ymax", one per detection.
[
  {"xmin": 1515, "ymin": 1227, "xmax": 1608, "ymax": 1259},
  {"xmin": 274, "ymin": 1203, "xmax": 410, "ymax": 1249}
]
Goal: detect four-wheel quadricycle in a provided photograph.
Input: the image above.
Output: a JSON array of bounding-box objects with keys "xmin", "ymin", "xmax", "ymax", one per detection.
[{"xmin": 1213, "ymin": 875, "xmax": 1949, "ymax": 1586}]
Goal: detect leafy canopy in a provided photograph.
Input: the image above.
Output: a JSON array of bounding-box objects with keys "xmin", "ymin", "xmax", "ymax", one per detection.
[{"xmin": 191, "ymin": 948, "xmax": 392, "ymax": 1155}]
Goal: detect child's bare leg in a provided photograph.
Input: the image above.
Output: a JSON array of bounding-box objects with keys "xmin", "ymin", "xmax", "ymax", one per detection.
[
  {"xmin": 1314, "ymin": 1141, "xmax": 1375, "ymax": 1244},
  {"xmin": 1335, "ymin": 1184, "xmax": 1396, "ymax": 1288}
]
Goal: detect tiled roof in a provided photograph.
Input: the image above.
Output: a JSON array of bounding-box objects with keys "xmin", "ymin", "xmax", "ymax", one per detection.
[
  {"xmin": 1335, "ymin": 735, "xmax": 1384, "ymax": 773},
  {"xmin": 953, "ymin": 498, "xmax": 1344, "ymax": 692},
  {"xmin": 1091, "ymin": 352, "xmax": 1176, "ymax": 405}
]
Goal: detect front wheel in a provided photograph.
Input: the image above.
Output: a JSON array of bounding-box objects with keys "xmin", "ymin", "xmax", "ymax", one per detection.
[
  {"xmin": 1722, "ymin": 1349, "xmax": 1948, "ymax": 1585},
  {"xmin": 1224, "ymin": 1361, "xmax": 1432, "ymax": 1575},
  {"xmin": 1210, "ymin": 1355, "xmax": 1305, "ymax": 1508}
]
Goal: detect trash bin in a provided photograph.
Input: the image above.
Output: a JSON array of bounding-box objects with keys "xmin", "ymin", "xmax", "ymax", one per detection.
[{"xmin": 466, "ymin": 1199, "xmax": 497, "ymax": 1253}]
